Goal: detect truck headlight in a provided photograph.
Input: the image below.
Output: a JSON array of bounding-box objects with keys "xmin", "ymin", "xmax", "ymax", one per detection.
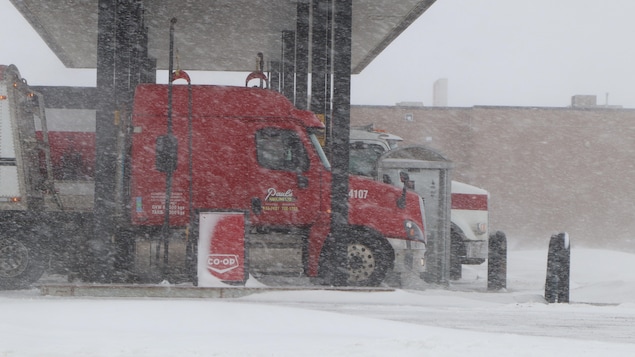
[
  {"xmin": 404, "ymin": 220, "xmax": 425, "ymax": 244},
  {"xmin": 475, "ymin": 222, "xmax": 488, "ymax": 235}
]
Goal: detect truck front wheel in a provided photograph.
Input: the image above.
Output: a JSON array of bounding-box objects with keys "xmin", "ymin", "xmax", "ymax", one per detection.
[
  {"xmin": 0, "ymin": 236, "xmax": 47, "ymax": 290},
  {"xmin": 450, "ymin": 228, "xmax": 466, "ymax": 280},
  {"xmin": 319, "ymin": 229, "xmax": 392, "ymax": 287}
]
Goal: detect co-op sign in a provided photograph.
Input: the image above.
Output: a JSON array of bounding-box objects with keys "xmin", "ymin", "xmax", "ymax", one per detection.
[
  {"xmin": 207, "ymin": 254, "xmax": 240, "ymax": 274},
  {"xmin": 197, "ymin": 211, "xmax": 247, "ymax": 286}
]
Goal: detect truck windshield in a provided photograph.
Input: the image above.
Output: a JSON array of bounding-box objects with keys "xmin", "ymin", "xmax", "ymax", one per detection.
[
  {"xmin": 309, "ymin": 132, "xmax": 331, "ymax": 170},
  {"xmin": 349, "ymin": 142, "xmax": 385, "ymax": 177}
]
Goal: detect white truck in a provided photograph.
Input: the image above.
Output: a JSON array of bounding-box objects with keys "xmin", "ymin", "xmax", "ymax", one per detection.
[{"xmin": 350, "ymin": 126, "xmax": 489, "ymax": 279}]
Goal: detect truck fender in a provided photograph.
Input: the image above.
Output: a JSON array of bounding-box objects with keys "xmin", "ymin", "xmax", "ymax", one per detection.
[
  {"xmin": 449, "ymin": 223, "xmax": 467, "ymax": 280},
  {"xmin": 450, "ymin": 215, "xmax": 478, "ymax": 241}
]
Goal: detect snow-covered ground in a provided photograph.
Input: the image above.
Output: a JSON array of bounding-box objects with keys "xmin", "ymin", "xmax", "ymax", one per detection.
[{"xmin": 1, "ymin": 247, "xmax": 635, "ymax": 356}]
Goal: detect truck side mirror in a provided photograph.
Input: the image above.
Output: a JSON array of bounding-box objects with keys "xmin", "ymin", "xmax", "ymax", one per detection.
[
  {"xmin": 399, "ymin": 171, "xmax": 410, "ymax": 183},
  {"xmin": 155, "ymin": 134, "xmax": 178, "ymax": 173},
  {"xmin": 399, "ymin": 171, "xmax": 415, "ymax": 189}
]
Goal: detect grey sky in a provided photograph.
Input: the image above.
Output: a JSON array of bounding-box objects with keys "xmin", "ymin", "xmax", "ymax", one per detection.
[
  {"xmin": 2, "ymin": 0, "xmax": 634, "ymax": 108},
  {"xmin": 352, "ymin": 0, "xmax": 635, "ymax": 108}
]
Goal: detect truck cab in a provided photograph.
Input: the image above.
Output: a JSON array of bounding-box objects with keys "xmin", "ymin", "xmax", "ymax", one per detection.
[{"xmin": 130, "ymin": 84, "xmax": 428, "ymax": 286}]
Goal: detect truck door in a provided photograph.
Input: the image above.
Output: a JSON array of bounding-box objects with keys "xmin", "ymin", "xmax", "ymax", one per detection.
[{"xmin": 250, "ymin": 127, "xmax": 321, "ymax": 227}]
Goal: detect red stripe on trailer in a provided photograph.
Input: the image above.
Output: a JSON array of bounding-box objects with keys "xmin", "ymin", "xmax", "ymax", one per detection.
[{"xmin": 451, "ymin": 193, "xmax": 488, "ymax": 211}]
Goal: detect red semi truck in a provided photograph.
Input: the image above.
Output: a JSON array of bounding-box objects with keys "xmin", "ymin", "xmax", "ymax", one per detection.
[{"xmin": 0, "ymin": 64, "xmax": 427, "ymax": 289}]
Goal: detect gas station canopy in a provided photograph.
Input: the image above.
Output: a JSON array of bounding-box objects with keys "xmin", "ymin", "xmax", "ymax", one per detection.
[{"xmin": 10, "ymin": 0, "xmax": 436, "ymax": 74}]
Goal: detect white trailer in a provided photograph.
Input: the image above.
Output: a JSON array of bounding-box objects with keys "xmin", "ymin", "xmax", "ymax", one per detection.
[{"xmin": 350, "ymin": 126, "xmax": 489, "ymax": 279}]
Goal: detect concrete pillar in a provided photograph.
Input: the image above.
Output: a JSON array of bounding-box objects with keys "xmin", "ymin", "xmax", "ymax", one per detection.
[
  {"xmin": 310, "ymin": 0, "xmax": 328, "ymax": 114},
  {"xmin": 311, "ymin": 0, "xmax": 331, "ymax": 151},
  {"xmin": 281, "ymin": 30, "xmax": 295, "ymax": 103},
  {"xmin": 295, "ymin": 2, "xmax": 310, "ymax": 110},
  {"xmin": 330, "ymin": 0, "xmax": 352, "ymax": 285},
  {"xmin": 269, "ymin": 60, "xmax": 281, "ymax": 92},
  {"xmin": 92, "ymin": 0, "xmax": 152, "ymax": 281}
]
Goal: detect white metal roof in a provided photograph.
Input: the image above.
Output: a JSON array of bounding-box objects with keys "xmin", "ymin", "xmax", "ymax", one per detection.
[{"xmin": 9, "ymin": 0, "xmax": 436, "ymax": 74}]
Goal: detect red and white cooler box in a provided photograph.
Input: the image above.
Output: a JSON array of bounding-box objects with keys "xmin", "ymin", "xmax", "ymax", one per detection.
[{"xmin": 197, "ymin": 211, "xmax": 248, "ymax": 286}]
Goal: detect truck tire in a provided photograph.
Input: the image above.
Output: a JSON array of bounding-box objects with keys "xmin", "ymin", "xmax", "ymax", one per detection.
[
  {"xmin": 319, "ymin": 229, "xmax": 392, "ymax": 287},
  {"xmin": 0, "ymin": 236, "xmax": 48, "ymax": 290},
  {"xmin": 450, "ymin": 228, "xmax": 465, "ymax": 280}
]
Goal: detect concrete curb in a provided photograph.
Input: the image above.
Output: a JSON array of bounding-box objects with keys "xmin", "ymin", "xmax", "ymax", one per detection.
[{"xmin": 39, "ymin": 284, "xmax": 395, "ymax": 299}]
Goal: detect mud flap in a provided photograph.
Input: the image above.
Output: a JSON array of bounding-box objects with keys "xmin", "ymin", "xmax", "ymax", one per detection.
[{"xmin": 196, "ymin": 211, "xmax": 248, "ymax": 286}]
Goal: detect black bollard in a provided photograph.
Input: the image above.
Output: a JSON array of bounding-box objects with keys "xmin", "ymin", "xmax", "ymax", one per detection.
[
  {"xmin": 545, "ymin": 232, "xmax": 570, "ymax": 303},
  {"xmin": 487, "ymin": 231, "xmax": 507, "ymax": 291},
  {"xmin": 557, "ymin": 235, "xmax": 571, "ymax": 303}
]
